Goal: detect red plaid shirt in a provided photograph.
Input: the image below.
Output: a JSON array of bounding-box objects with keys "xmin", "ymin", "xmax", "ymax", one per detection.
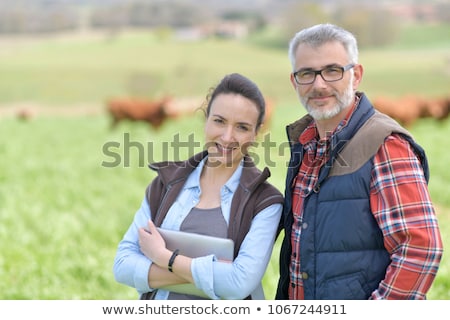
[{"xmin": 289, "ymin": 119, "xmax": 443, "ymax": 300}]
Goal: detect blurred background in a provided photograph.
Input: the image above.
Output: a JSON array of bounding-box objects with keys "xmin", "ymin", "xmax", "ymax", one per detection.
[{"xmin": 0, "ymin": 0, "xmax": 449, "ymax": 299}]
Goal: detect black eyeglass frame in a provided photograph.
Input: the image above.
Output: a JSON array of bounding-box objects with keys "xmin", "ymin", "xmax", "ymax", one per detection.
[{"xmin": 292, "ymin": 63, "xmax": 355, "ymax": 85}]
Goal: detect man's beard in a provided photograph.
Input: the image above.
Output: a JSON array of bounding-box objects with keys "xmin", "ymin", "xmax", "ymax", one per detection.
[{"xmin": 300, "ymin": 78, "xmax": 355, "ymax": 121}]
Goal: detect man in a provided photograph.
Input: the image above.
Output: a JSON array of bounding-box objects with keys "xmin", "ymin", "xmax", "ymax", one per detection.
[{"xmin": 276, "ymin": 23, "xmax": 443, "ymax": 300}]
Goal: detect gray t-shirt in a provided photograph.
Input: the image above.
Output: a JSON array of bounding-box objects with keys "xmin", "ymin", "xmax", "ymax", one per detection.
[{"xmin": 168, "ymin": 206, "xmax": 227, "ymax": 300}]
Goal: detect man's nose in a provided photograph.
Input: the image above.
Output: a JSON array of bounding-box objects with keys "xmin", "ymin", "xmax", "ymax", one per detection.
[{"xmin": 312, "ymin": 73, "xmax": 328, "ymax": 87}]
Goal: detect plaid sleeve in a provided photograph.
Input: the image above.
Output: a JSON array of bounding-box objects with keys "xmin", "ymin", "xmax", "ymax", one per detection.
[{"xmin": 369, "ymin": 134, "xmax": 443, "ymax": 299}]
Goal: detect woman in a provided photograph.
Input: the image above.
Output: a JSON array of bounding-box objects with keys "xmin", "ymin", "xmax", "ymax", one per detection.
[{"xmin": 113, "ymin": 73, "xmax": 283, "ymax": 300}]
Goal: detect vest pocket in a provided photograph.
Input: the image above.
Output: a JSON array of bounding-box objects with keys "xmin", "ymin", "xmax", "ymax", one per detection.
[{"xmin": 322, "ymin": 271, "xmax": 371, "ymax": 300}]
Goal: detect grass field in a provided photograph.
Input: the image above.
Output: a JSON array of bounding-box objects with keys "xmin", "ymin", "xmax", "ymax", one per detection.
[{"xmin": 0, "ymin": 24, "xmax": 449, "ymax": 299}]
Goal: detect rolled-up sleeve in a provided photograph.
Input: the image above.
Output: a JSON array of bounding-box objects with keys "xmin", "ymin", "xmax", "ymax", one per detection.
[
  {"xmin": 370, "ymin": 135, "xmax": 443, "ymax": 299},
  {"xmin": 113, "ymin": 198, "xmax": 155, "ymax": 295}
]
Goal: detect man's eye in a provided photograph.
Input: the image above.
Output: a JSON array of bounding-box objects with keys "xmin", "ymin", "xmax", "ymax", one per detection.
[
  {"xmin": 298, "ymin": 71, "xmax": 314, "ymax": 78},
  {"xmin": 324, "ymin": 67, "xmax": 341, "ymax": 74}
]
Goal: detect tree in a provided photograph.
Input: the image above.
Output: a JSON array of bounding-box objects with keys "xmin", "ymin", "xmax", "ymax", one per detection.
[
  {"xmin": 279, "ymin": 2, "xmax": 330, "ymax": 44},
  {"xmin": 332, "ymin": 5, "xmax": 399, "ymax": 48},
  {"xmin": 278, "ymin": 1, "xmax": 400, "ymax": 49}
]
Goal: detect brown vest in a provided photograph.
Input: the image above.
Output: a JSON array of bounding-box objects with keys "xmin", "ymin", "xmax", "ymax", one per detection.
[{"xmin": 145, "ymin": 150, "xmax": 284, "ymax": 258}]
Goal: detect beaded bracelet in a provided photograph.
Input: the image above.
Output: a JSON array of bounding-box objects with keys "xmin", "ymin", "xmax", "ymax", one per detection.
[{"xmin": 168, "ymin": 249, "xmax": 180, "ymax": 272}]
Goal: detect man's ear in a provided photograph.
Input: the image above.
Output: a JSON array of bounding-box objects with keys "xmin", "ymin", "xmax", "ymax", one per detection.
[
  {"xmin": 353, "ymin": 64, "xmax": 364, "ymax": 90},
  {"xmin": 290, "ymin": 73, "xmax": 298, "ymax": 90}
]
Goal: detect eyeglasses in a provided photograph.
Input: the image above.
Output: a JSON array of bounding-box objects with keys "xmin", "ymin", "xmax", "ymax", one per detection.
[{"xmin": 292, "ymin": 63, "xmax": 355, "ymax": 85}]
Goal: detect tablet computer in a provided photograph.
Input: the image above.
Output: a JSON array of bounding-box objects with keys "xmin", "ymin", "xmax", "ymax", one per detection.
[
  {"xmin": 157, "ymin": 227, "xmax": 234, "ymax": 260},
  {"xmin": 157, "ymin": 228, "xmax": 235, "ymax": 298}
]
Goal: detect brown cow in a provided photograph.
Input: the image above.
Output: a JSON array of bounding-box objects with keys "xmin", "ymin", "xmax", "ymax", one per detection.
[
  {"xmin": 106, "ymin": 96, "xmax": 171, "ymax": 130},
  {"xmin": 373, "ymin": 95, "xmax": 450, "ymax": 127},
  {"xmin": 372, "ymin": 95, "xmax": 428, "ymax": 127},
  {"xmin": 163, "ymin": 96, "xmax": 205, "ymax": 119},
  {"xmin": 16, "ymin": 107, "xmax": 36, "ymax": 121},
  {"xmin": 422, "ymin": 96, "xmax": 450, "ymax": 121}
]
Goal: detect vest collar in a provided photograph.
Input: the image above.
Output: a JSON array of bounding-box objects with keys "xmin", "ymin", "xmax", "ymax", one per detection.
[{"xmin": 149, "ymin": 151, "xmax": 271, "ymax": 192}]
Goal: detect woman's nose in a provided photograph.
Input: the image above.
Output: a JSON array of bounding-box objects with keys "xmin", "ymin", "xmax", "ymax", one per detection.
[{"xmin": 221, "ymin": 125, "xmax": 234, "ymax": 142}]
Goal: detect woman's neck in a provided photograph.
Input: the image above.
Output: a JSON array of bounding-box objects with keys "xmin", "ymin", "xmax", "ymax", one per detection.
[
  {"xmin": 196, "ymin": 160, "xmax": 239, "ymax": 209},
  {"xmin": 202, "ymin": 159, "xmax": 239, "ymax": 185}
]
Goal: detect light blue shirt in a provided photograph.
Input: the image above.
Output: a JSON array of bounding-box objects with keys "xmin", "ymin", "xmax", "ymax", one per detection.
[{"xmin": 113, "ymin": 159, "xmax": 282, "ymax": 299}]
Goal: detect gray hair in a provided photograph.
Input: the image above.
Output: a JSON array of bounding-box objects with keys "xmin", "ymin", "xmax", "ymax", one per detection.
[{"xmin": 288, "ymin": 23, "xmax": 359, "ymax": 71}]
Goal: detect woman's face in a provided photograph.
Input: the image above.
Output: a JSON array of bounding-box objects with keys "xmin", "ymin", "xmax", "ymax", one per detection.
[{"xmin": 204, "ymin": 93, "xmax": 260, "ymax": 168}]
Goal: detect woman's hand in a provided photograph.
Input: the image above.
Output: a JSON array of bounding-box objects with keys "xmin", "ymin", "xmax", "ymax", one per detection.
[{"xmin": 138, "ymin": 220, "xmax": 171, "ymax": 267}]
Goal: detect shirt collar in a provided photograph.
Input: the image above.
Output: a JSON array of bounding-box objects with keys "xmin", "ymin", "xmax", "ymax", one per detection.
[{"xmin": 183, "ymin": 156, "xmax": 243, "ymax": 194}]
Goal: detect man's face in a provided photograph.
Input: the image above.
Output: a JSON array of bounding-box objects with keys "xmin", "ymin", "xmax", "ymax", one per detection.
[{"xmin": 290, "ymin": 41, "xmax": 363, "ymax": 121}]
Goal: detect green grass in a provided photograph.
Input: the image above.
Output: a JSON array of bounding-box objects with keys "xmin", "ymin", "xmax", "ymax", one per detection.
[
  {"xmin": 0, "ymin": 32, "xmax": 293, "ymax": 104},
  {"xmin": 2, "ymin": 26, "xmax": 447, "ymax": 105},
  {"xmin": 0, "ymin": 24, "xmax": 449, "ymax": 299},
  {"xmin": 390, "ymin": 23, "xmax": 450, "ymax": 49},
  {"xmin": 359, "ymin": 46, "xmax": 450, "ymax": 97},
  {"xmin": 1, "ymin": 105, "xmax": 449, "ymax": 299},
  {"xmin": 0, "ymin": 115, "xmax": 206, "ymax": 299}
]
